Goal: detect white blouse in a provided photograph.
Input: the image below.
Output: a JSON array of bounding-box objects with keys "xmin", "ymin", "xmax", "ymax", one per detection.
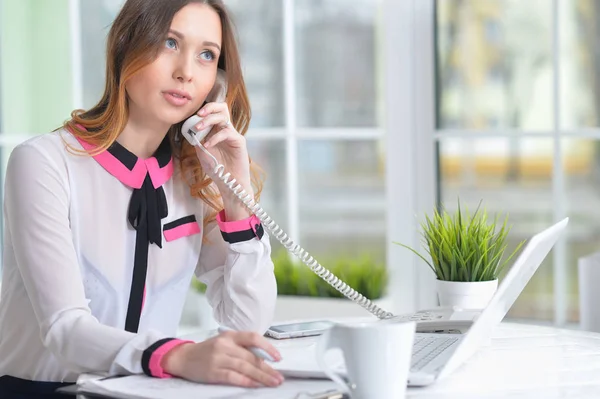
[{"xmin": 0, "ymin": 129, "xmax": 276, "ymax": 383}]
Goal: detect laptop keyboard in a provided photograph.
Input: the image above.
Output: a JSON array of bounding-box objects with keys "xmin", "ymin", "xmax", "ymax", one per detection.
[{"xmin": 411, "ymin": 335, "xmax": 459, "ymax": 371}]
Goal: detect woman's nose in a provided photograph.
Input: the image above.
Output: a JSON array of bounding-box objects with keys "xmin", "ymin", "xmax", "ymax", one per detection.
[{"xmin": 173, "ymin": 57, "xmax": 193, "ymax": 82}]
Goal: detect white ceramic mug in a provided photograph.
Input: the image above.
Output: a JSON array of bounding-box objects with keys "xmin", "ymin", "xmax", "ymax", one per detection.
[{"xmin": 316, "ymin": 321, "xmax": 416, "ymax": 399}]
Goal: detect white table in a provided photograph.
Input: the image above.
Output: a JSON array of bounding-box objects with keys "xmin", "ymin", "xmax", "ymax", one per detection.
[
  {"xmin": 404, "ymin": 322, "xmax": 600, "ymax": 398},
  {"xmin": 260, "ymin": 320, "xmax": 600, "ymax": 398},
  {"xmin": 77, "ymin": 321, "xmax": 600, "ymax": 398}
]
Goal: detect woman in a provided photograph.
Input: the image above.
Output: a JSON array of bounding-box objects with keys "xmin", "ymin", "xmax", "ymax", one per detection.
[{"xmin": 0, "ymin": 0, "xmax": 284, "ymax": 396}]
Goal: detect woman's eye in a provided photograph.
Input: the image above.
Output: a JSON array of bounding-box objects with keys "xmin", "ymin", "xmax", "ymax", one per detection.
[
  {"xmin": 199, "ymin": 50, "xmax": 215, "ymax": 61},
  {"xmin": 165, "ymin": 38, "xmax": 177, "ymax": 50}
]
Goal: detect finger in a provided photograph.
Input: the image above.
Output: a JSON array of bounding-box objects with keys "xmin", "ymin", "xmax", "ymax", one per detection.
[
  {"xmin": 194, "ymin": 113, "xmax": 229, "ymax": 134},
  {"xmin": 210, "ymin": 368, "xmax": 261, "ymax": 388},
  {"xmin": 198, "ymin": 102, "xmax": 228, "ymax": 117},
  {"xmin": 213, "ymin": 333, "xmax": 259, "ymax": 364},
  {"xmin": 222, "ymin": 355, "xmax": 283, "ymax": 387},
  {"xmin": 232, "ymin": 332, "xmax": 282, "ymax": 363},
  {"xmin": 225, "ymin": 344, "xmax": 284, "ymax": 382},
  {"xmin": 204, "ymin": 129, "xmax": 243, "ymax": 149},
  {"xmin": 214, "ymin": 336, "xmax": 283, "ymax": 384}
]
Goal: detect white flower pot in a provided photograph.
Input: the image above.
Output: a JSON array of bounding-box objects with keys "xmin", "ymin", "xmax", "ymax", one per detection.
[{"xmin": 435, "ymin": 279, "xmax": 498, "ymax": 309}]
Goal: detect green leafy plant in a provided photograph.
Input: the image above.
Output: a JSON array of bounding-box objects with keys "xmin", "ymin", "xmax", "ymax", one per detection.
[
  {"xmin": 394, "ymin": 200, "xmax": 525, "ymax": 282},
  {"xmin": 190, "ymin": 250, "xmax": 388, "ymax": 299},
  {"xmin": 272, "ymin": 250, "xmax": 388, "ymax": 299}
]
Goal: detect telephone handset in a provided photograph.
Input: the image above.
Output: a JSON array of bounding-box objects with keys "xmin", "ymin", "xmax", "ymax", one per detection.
[
  {"xmin": 181, "ymin": 69, "xmax": 228, "ymax": 145},
  {"xmin": 181, "ymin": 70, "xmax": 394, "ymax": 320}
]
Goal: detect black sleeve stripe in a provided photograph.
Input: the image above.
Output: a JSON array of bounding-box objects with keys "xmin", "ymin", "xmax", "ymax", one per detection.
[
  {"xmin": 220, "ymin": 223, "xmax": 264, "ymax": 243},
  {"xmin": 141, "ymin": 338, "xmax": 177, "ymax": 377},
  {"xmin": 163, "ymin": 215, "xmax": 197, "ymax": 230}
]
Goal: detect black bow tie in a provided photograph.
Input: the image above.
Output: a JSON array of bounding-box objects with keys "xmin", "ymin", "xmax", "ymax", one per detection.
[{"xmin": 127, "ymin": 174, "xmax": 168, "ymax": 248}]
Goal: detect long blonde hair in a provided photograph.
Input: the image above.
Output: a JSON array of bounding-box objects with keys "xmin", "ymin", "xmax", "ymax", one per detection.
[{"xmin": 63, "ymin": 0, "xmax": 262, "ymax": 224}]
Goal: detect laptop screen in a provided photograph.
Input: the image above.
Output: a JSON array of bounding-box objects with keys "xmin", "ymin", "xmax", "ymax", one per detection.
[{"xmin": 438, "ymin": 218, "xmax": 569, "ymax": 378}]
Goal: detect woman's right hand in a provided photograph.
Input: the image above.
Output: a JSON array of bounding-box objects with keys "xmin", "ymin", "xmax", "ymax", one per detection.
[{"xmin": 161, "ymin": 330, "xmax": 284, "ymax": 388}]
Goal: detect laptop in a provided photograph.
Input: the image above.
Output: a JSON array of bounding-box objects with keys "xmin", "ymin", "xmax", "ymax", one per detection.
[{"xmin": 274, "ymin": 217, "xmax": 569, "ymax": 387}]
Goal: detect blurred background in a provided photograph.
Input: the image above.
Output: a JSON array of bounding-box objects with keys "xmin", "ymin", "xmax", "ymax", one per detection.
[{"xmin": 1, "ymin": 0, "xmax": 599, "ymax": 329}]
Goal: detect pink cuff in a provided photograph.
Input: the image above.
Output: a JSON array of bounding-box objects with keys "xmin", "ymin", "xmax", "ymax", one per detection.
[
  {"xmin": 143, "ymin": 338, "xmax": 193, "ymax": 378},
  {"xmin": 216, "ymin": 210, "xmax": 264, "ymax": 243},
  {"xmin": 216, "ymin": 210, "xmax": 260, "ymax": 233}
]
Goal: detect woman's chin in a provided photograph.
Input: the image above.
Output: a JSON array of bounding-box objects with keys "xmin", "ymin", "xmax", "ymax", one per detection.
[{"xmin": 160, "ymin": 110, "xmax": 195, "ymax": 127}]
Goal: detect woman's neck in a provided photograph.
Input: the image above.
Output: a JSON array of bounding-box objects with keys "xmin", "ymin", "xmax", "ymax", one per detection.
[{"xmin": 118, "ymin": 117, "xmax": 171, "ymax": 159}]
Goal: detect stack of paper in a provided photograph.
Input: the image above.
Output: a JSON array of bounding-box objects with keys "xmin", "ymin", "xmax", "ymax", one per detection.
[{"xmin": 77, "ymin": 374, "xmax": 339, "ymax": 399}]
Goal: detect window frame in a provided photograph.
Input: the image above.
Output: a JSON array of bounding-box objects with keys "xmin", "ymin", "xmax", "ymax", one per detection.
[{"xmin": 427, "ymin": 0, "xmax": 573, "ymax": 325}]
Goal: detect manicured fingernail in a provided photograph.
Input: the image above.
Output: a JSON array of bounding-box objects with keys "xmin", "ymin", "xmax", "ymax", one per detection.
[{"xmin": 270, "ymin": 377, "xmax": 281, "ymax": 386}]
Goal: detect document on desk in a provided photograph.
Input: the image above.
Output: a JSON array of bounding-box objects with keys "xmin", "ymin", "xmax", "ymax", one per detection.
[
  {"xmin": 270, "ymin": 339, "xmax": 346, "ymax": 379},
  {"xmin": 77, "ymin": 374, "xmax": 339, "ymax": 399}
]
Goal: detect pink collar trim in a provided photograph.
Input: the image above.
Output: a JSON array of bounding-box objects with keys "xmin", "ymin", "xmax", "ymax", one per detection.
[{"xmin": 73, "ymin": 134, "xmax": 174, "ymax": 190}]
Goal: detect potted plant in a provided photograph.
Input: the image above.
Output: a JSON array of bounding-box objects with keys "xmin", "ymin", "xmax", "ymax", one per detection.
[{"xmin": 394, "ymin": 200, "xmax": 525, "ymax": 309}]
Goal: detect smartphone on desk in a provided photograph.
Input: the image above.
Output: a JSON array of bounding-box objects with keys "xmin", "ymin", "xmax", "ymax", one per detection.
[{"xmin": 265, "ymin": 320, "xmax": 333, "ymax": 340}]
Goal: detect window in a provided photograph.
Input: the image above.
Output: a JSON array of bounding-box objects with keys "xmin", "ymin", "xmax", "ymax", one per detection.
[
  {"xmin": 75, "ymin": 0, "xmax": 387, "ymax": 285},
  {"xmin": 4, "ymin": 0, "xmax": 593, "ymax": 327},
  {"xmin": 225, "ymin": 0, "xmax": 285, "ymax": 128},
  {"xmin": 435, "ymin": 0, "xmax": 600, "ymax": 324},
  {"xmin": 0, "ymin": 0, "xmax": 73, "ymax": 275},
  {"xmin": 0, "ymin": 1, "xmax": 388, "ymax": 303},
  {"xmin": 0, "ymin": 3, "xmax": 3, "ymax": 273}
]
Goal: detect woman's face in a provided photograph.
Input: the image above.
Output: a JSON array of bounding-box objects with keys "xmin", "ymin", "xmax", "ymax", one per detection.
[{"xmin": 125, "ymin": 3, "xmax": 222, "ymax": 129}]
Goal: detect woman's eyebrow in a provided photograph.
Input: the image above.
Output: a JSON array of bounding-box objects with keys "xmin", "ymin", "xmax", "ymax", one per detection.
[{"xmin": 169, "ymin": 29, "xmax": 221, "ymax": 51}]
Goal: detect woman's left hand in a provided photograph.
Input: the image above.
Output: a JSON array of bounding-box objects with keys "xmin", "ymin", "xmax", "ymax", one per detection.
[{"xmin": 192, "ymin": 102, "xmax": 253, "ymax": 220}]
